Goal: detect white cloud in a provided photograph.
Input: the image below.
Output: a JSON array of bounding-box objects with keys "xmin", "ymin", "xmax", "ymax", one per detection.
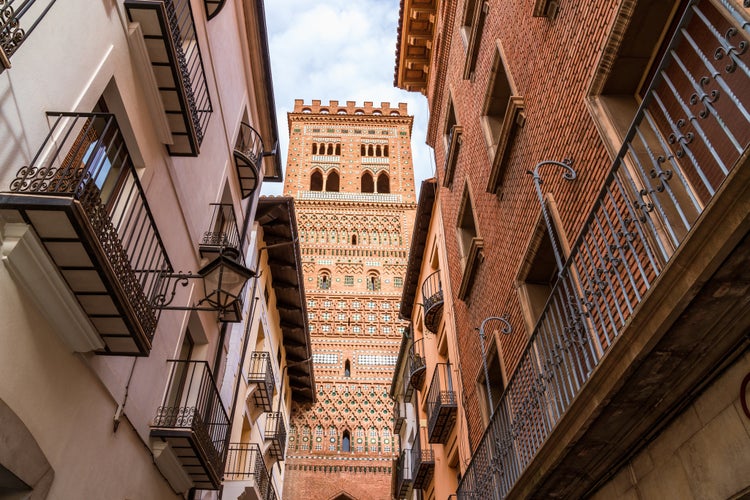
[{"xmin": 263, "ymin": 0, "xmax": 434, "ymax": 196}]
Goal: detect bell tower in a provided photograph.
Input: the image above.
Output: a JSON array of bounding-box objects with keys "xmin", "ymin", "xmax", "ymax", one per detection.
[{"xmin": 282, "ymin": 100, "xmax": 417, "ymax": 500}]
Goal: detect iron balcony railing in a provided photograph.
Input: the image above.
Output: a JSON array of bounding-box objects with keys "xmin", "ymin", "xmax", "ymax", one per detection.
[
  {"xmin": 395, "ymin": 448, "xmax": 413, "ymax": 499},
  {"xmin": 457, "ymin": 1, "xmax": 750, "ymax": 498},
  {"xmin": 224, "ymin": 442, "xmax": 276, "ymax": 500},
  {"xmin": 234, "ymin": 122, "xmax": 264, "ymax": 199},
  {"xmin": 200, "ymin": 203, "xmax": 242, "ymax": 260},
  {"xmin": 3, "ymin": 112, "xmax": 172, "ymax": 354},
  {"xmin": 407, "ymin": 338, "xmax": 427, "ymax": 391},
  {"xmin": 393, "ymin": 399, "xmax": 406, "ymax": 434},
  {"xmin": 152, "ymin": 360, "xmax": 230, "ymax": 489},
  {"xmin": 0, "ymin": 0, "xmax": 56, "ymax": 69},
  {"xmin": 422, "ymin": 270, "xmax": 444, "ymax": 334},
  {"xmin": 265, "ymin": 412, "xmax": 287, "ymax": 461},
  {"xmin": 426, "ymin": 363, "xmax": 457, "ymax": 444},
  {"xmin": 411, "ymin": 427, "xmax": 435, "ymax": 490},
  {"xmin": 247, "ymin": 351, "xmax": 275, "ymax": 412}
]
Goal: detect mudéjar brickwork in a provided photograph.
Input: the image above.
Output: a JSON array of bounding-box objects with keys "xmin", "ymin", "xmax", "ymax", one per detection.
[{"xmin": 282, "ymin": 99, "xmax": 417, "ymax": 500}]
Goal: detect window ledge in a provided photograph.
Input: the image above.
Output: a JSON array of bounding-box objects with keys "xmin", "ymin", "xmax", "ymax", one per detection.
[
  {"xmin": 458, "ymin": 237, "xmax": 484, "ymax": 300},
  {"xmin": 443, "ymin": 125, "xmax": 463, "ymax": 188},
  {"xmin": 486, "ymin": 96, "xmax": 526, "ymax": 194},
  {"xmin": 463, "ymin": 1, "xmax": 489, "ymax": 80}
]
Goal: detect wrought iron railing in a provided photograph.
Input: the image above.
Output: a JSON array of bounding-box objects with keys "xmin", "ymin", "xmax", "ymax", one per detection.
[
  {"xmin": 200, "ymin": 203, "xmax": 242, "ymax": 259},
  {"xmin": 153, "ymin": 360, "xmax": 230, "ymax": 477},
  {"xmin": 234, "ymin": 122, "xmax": 264, "ymax": 199},
  {"xmin": 247, "ymin": 351, "xmax": 275, "ymax": 411},
  {"xmin": 0, "ymin": 0, "xmax": 57, "ymax": 69},
  {"xmin": 395, "ymin": 448, "xmax": 413, "ymax": 499},
  {"xmin": 6, "ymin": 112, "xmax": 172, "ymax": 341},
  {"xmin": 203, "ymin": 0, "xmax": 225, "ymax": 20},
  {"xmin": 422, "ymin": 270, "xmax": 444, "ymax": 333},
  {"xmin": 163, "ymin": 0, "xmax": 211, "ymax": 145},
  {"xmin": 225, "ymin": 442, "xmax": 274, "ymax": 499},
  {"xmin": 457, "ymin": 1, "xmax": 750, "ymax": 498},
  {"xmin": 393, "ymin": 398, "xmax": 406, "ymax": 434},
  {"xmin": 407, "ymin": 338, "xmax": 426, "ymax": 391},
  {"xmin": 426, "ymin": 363, "xmax": 457, "ymax": 444},
  {"xmin": 265, "ymin": 412, "xmax": 287, "ymax": 460},
  {"xmin": 411, "ymin": 427, "xmax": 435, "ymax": 490}
]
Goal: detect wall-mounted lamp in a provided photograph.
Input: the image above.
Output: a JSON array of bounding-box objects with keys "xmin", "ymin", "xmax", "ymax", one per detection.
[{"xmin": 475, "ymin": 315, "xmax": 513, "ymax": 416}]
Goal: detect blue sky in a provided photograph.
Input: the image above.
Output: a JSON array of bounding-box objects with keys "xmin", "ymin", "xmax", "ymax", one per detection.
[{"xmin": 262, "ymin": 0, "xmax": 434, "ymax": 195}]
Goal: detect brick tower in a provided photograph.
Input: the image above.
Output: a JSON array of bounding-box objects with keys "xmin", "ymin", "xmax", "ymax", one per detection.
[{"xmin": 281, "ymin": 99, "xmax": 417, "ymax": 500}]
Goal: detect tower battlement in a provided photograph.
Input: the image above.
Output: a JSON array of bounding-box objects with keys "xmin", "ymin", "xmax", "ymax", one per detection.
[{"xmin": 292, "ymin": 99, "xmax": 409, "ymax": 116}]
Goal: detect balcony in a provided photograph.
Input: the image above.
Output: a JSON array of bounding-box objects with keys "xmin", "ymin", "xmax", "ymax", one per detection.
[
  {"xmin": 0, "ymin": 0, "xmax": 56, "ymax": 70},
  {"xmin": 443, "ymin": 124, "xmax": 463, "ymax": 188},
  {"xmin": 247, "ymin": 352, "xmax": 275, "ymax": 412},
  {"xmin": 421, "ymin": 270, "xmax": 444, "ymax": 333},
  {"xmin": 264, "ymin": 412, "xmax": 287, "ymax": 461},
  {"xmin": 426, "ymin": 363, "xmax": 457, "ymax": 444},
  {"xmin": 151, "ymin": 360, "xmax": 230, "ymax": 490},
  {"xmin": 125, "ymin": 0, "xmax": 212, "ymax": 156},
  {"xmin": 393, "ymin": 399, "xmax": 406, "ymax": 434},
  {"xmin": 0, "ymin": 112, "xmax": 171, "ymax": 355},
  {"xmin": 407, "ymin": 338, "xmax": 426, "ymax": 391},
  {"xmin": 224, "ymin": 443, "xmax": 276, "ymax": 500},
  {"xmin": 199, "ymin": 203, "xmax": 242, "ymax": 260},
  {"xmin": 394, "ymin": 449, "xmax": 413, "ymax": 499},
  {"xmin": 411, "ymin": 428, "xmax": 434, "ymax": 490},
  {"xmin": 458, "ymin": 2, "xmax": 750, "ymax": 498},
  {"xmin": 234, "ymin": 122, "xmax": 264, "ymax": 199}
]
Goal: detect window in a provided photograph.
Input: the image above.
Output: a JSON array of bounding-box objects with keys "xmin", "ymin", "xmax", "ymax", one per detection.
[
  {"xmin": 318, "ymin": 270, "xmax": 331, "ymax": 289},
  {"xmin": 376, "ymin": 172, "xmax": 390, "ymax": 193},
  {"xmin": 394, "ymin": 277, "xmax": 403, "ymax": 288},
  {"xmin": 325, "ymin": 170, "xmax": 340, "ymax": 192},
  {"xmin": 477, "ymin": 339, "xmax": 506, "ymax": 425},
  {"xmin": 443, "ymin": 96, "xmax": 462, "ymax": 188},
  {"xmin": 367, "ymin": 273, "xmax": 380, "ymax": 291},
  {"xmin": 344, "ymin": 359, "xmax": 351, "ymax": 377},
  {"xmin": 351, "ymin": 234, "xmax": 358, "ymax": 245},
  {"xmin": 516, "ymin": 207, "xmax": 566, "ymax": 333},
  {"xmin": 460, "ymin": 0, "xmax": 488, "ymax": 79},
  {"xmin": 310, "ymin": 170, "xmax": 323, "ymax": 191},
  {"xmin": 457, "ymin": 183, "xmax": 484, "ymax": 300},
  {"xmin": 342, "ymin": 430, "xmax": 351, "ymax": 452},
  {"xmin": 483, "ymin": 45, "xmax": 525, "ymax": 194},
  {"xmin": 361, "ymin": 171, "xmax": 375, "ymax": 193}
]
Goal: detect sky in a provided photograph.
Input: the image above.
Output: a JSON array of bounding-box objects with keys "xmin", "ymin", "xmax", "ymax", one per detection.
[{"xmin": 262, "ymin": 0, "xmax": 435, "ymax": 195}]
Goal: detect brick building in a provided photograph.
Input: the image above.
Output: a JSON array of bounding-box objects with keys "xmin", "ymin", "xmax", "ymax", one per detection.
[
  {"xmin": 281, "ymin": 100, "xmax": 418, "ymax": 500},
  {"xmin": 396, "ymin": 0, "xmax": 750, "ymax": 498}
]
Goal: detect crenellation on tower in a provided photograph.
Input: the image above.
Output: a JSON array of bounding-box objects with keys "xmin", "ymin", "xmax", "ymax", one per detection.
[{"xmin": 292, "ymin": 99, "xmax": 410, "ymax": 116}]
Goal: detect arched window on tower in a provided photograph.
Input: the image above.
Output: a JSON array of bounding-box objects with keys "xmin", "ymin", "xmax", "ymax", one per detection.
[
  {"xmin": 344, "ymin": 359, "xmax": 351, "ymax": 377},
  {"xmin": 384, "ymin": 145, "xmax": 389, "ymax": 156},
  {"xmin": 351, "ymin": 234, "xmax": 358, "ymax": 245},
  {"xmin": 310, "ymin": 170, "xmax": 323, "ymax": 191},
  {"xmin": 368, "ymin": 144, "xmax": 374, "ymax": 156},
  {"xmin": 312, "ymin": 143, "xmax": 318, "ymax": 154},
  {"xmin": 325, "ymin": 170, "xmax": 340, "ymax": 192},
  {"xmin": 327, "ymin": 143, "xmax": 334, "ymax": 155},
  {"xmin": 377, "ymin": 172, "xmax": 390, "ymax": 193},
  {"xmin": 335, "ymin": 144, "xmax": 341, "ymax": 155},
  {"xmin": 366, "ymin": 271, "xmax": 380, "ymax": 291},
  {"xmin": 342, "ymin": 430, "xmax": 351, "ymax": 452},
  {"xmin": 360, "ymin": 144, "xmax": 366, "ymax": 156},
  {"xmin": 361, "ymin": 171, "xmax": 374, "ymax": 193},
  {"xmin": 319, "ymin": 270, "xmax": 331, "ymax": 289}
]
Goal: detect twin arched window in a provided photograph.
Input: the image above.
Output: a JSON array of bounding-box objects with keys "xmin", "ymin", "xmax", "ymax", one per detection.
[
  {"xmin": 310, "ymin": 169, "xmax": 340, "ymax": 192},
  {"xmin": 361, "ymin": 171, "xmax": 390, "ymax": 194}
]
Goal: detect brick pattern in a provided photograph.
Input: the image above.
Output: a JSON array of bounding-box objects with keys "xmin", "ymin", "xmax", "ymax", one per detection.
[{"xmin": 422, "ymin": 0, "xmax": 622, "ymax": 449}]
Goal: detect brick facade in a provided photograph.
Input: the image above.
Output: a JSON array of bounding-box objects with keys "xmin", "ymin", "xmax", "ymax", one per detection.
[{"xmin": 282, "ymin": 100, "xmax": 417, "ymax": 500}]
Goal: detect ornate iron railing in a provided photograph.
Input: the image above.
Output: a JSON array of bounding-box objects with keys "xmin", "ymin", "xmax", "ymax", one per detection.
[
  {"xmin": 225, "ymin": 442, "xmax": 274, "ymax": 499},
  {"xmin": 411, "ymin": 427, "xmax": 434, "ymax": 490},
  {"xmin": 265, "ymin": 412, "xmax": 287, "ymax": 461},
  {"xmin": 395, "ymin": 448, "xmax": 413, "ymax": 499},
  {"xmin": 407, "ymin": 338, "xmax": 427, "ymax": 391},
  {"xmin": 200, "ymin": 203, "xmax": 242, "ymax": 259},
  {"xmin": 234, "ymin": 122, "xmax": 264, "ymax": 199},
  {"xmin": 422, "ymin": 270, "xmax": 444, "ymax": 333},
  {"xmin": 203, "ymin": 0, "xmax": 225, "ymax": 20},
  {"xmin": 247, "ymin": 351, "xmax": 275, "ymax": 411},
  {"xmin": 0, "ymin": 0, "xmax": 57, "ymax": 69},
  {"xmin": 426, "ymin": 363, "xmax": 457, "ymax": 444},
  {"xmin": 457, "ymin": 1, "xmax": 750, "ymax": 498},
  {"xmin": 393, "ymin": 398, "xmax": 406, "ymax": 434},
  {"xmin": 6, "ymin": 112, "xmax": 172, "ymax": 342},
  {"xmin": 153, "ymin": 360, "xmax": 230, "ymax": 477}
]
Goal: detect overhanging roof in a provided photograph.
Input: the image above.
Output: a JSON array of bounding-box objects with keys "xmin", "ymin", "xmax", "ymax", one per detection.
[
  {"xmin": 399, "ymin": 178, "xmax": 437, "ymax": 320},
  {"xmin": 256, "ymin": 196, "xmax": 315, "ymax": 403}
]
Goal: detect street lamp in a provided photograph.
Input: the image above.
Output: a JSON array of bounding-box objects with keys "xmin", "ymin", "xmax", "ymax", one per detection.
[{"xmin": 476, "ymin": 315, "xmax": 513, "ymax": 416}]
